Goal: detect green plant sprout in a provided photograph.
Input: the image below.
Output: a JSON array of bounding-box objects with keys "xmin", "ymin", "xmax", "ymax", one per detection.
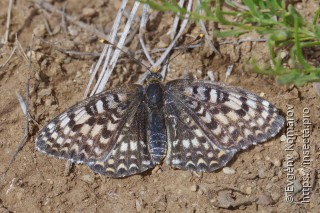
[{"xmin": 140, "ymin": 0, "xmax": 320, "ymax": 86}]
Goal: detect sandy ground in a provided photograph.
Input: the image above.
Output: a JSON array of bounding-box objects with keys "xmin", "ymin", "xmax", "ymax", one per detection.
[{"xmin": 0, "ymin": 1, "xmax": 319, "ymax": 212}]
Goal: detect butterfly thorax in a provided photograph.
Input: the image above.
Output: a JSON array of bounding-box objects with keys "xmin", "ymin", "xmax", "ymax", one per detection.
[{"xmin": 145, "ymin": 76, "xmax": 167, "ymax": 164}]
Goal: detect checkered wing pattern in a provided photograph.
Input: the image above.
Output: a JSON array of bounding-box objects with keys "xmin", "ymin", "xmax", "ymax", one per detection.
[
  {"xmin": 36, "ymin": 85, "xmax": 153, "ymax": 177},
  {"xmin": 164, "ymin": 79, "xmax": 284, "ymax": 172}
]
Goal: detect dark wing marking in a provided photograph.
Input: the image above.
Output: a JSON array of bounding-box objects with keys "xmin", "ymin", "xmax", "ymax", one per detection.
[{"xmin": 164, "ymin": 79, "xmax": 284, "ymax": 172}]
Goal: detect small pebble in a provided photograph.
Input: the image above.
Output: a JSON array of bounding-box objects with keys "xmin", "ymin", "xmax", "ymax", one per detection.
[
  {"xmin": 293, "ymin": 180, "xmax": 302, "ymax": 194},
  {"xmin": 273, "ymin": 158, "xmax": 281, "ymax": 167},
  {"xmin": 38, "ymin": 88, "xmax": 52, "ymax": 97},
  {"xmin": 33, "ymin": 24, "xmax": 46, "ymax": 37},
  {"xmin": 190, "ymin": 184, "xmax": 198, "ymax": 192},
  {"xmin": 160, "ymin": 34, "xmax": 171, "ymax": 45},
  {"xmin": 271, "ymin": 192, "xmax": 281, "ymax": 202},
  {"xmin": 223, "ymin": 167, "xmax": 236, "ymax": 175},
  {"xmin": 52, "ymin": 25, "xmax": 61, "ymax": 35},
  {"xmin": 207, "ymin": 70, "xmax": 215, "ymax": 81},
  {"xmin": 280, "ymin": 134, "xmax": 286, "ymax": 142},
  {"xmin": 135, "ymin": 199, "xmax": 142, "ymax": 212},
  {"xmin": 82, "ymin": 8, "xmax": 97, "ymax": 18},
  {"xmin": 151, "ymin": 165, "xmax": 160, "ymax": 174},
  {"xmin": 256, "ymin": 194, "xmax": 274, "ymax": 205},
  {"xmin": 79, "ymin": 174, "xmax": 94, "ymax": 184},
  {"xmin": 258, "ymin": 168, "xmax": 266, "ymax": 178},
  {"xmin": 245, "ymin": 187, "xmax": 252, "ymax": 195},
  {"xmin": 265, "ymin": 182, "xmax": 273, "ymax": 190},
  {"xmin": 68, "ymin": 26, "xmax": 79, "ymax": 37}
]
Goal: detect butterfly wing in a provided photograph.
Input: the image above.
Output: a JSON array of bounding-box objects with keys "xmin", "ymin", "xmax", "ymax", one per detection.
[
  {"xmin": 36, "ymin": 85, "xmax": 154, "ymax": 177},
  {"xmin": 164, "ymin": 79, "xmax": 284, "ymax": 172}
]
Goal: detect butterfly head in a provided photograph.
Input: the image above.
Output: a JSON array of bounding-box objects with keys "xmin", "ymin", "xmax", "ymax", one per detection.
[{"xmin": 146, "ymin": 70, "xmax": 163, "ymax": 83}]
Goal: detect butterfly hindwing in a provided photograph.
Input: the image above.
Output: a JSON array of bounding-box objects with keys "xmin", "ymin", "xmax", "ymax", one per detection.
[
  {"xmin": 88, "ymin": 101, "xmax": 155, "ymax": 177},
  {"xmin": 165, "ymin": 96, "xmax": 235, "ymax": 172}
]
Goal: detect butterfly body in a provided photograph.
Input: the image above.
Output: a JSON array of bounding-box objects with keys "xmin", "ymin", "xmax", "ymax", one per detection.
[
  {"xmin": 145, "ymin": 78, "xmax": 167, "ymax": 164},
  {"xmin": 36, "ymin": 73, "xmax": 284, "ymax": 178}
]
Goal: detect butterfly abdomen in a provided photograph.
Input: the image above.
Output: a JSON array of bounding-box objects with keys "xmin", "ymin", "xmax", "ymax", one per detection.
[{"xmin": 146, "ymin": 82, "xmax": 167, "ymax": 163}]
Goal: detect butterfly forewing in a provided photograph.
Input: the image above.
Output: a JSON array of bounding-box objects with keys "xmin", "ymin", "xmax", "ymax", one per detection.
[{"xmin": 164, "ymin": 79, "xmax": 284, "ymax": 171}]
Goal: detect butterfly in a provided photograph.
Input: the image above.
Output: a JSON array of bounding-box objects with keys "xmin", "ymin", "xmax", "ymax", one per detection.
[{"xmin": 35, "ymin": 71, "xmax": 284, "ymax": 178}]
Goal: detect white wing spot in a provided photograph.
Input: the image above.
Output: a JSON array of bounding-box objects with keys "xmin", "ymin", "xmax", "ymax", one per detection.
[
  {"xmin": 47, "ymin": 123, "xmax": 55, "ymax": 132},
  {"xmin": 117, "ymin": 163, "xmax": 128, "ymax": 172},
  {"xmin": 117, "ymin": 94, "xmax": 127, "ymax": 102},
  {"xmin": 77, "ymin": 112, "xmax": 91, "ymax": 124},
  {"xmin": 91, "ymin": 124, "xmax": 103, "ymax": 137},
  {"xmin": 248, "ymin": 108, "xmax": 256, "ymax": 117},
  {"xmin": 129, "ymin": 163, "xmax": 139, "ymax": 170},
  {"xmin": 207, "ymin": 152, "xmax": 214, "ymax": 158},
  {"xmin": 107, "ymin": 120, "xmax": 118, "ymax": 131},
  {"xmin": 222, "ymin": 136, "xmax": 229, "ymax": 144},
  {"xmin": 198, "ymin": 105, "xmax": 205, "ymax": 114},
  {"xmin": 142, "ymin": 160, "xmax": 151, "ymax": 166},
  {"xmin": 243, "ymin": 114, "xmax": 250, "ymax": 121},
  {"xmin": 51, "ymin": 132, "xmax": 58, "ymax": 140},
  {"xmin": 244, "ymin": 129, "xmax": 252, "ymax": 137},
  {"xmin": 228, "ymin": 126, "xmax": 236, "ymax": 134},
  {"xmin": 96, "ymin": 100, "xmax": 105, "ymax": 113},
  {"xmin": 120, "ymin": 142, "xmax": 128, "ymax": 152},
  {"xmin": 213, "ymin": 126, "xmax": 222, "ymax": 135},
  {"xmin": 227, "ymin": 111, "xmax": 239, "ymax": 122},
  {"xmin": 130, "ymin": 141, "xmax": 138, "ymax": 151},
  {"xmin": 87, "ymin": 139, "xmax": 93, "ymax": 146},
  {"xmin": 215, "ymin": 113, "xmax": 229, "ymax": 125},
  {"xmin": 262, "ymin": 110, "xmax": 269, "ymax": 119},
  {"xmin": 196, "ymin": 86, "xmax": 206, "ymax": 100},
  {"xmin": 262, "ymin": 100, "xmax": 270, "ymax": 107},
  {"xmin": 224, "ymin": 100, "xmax": 241, "ymax": 110},
  {"xmin": 173, "ymin": 140, "xmax": 179, "ymax": 147},
  {"xmin": 246, "ymin": 99, "xmax": 257, "ymax": 109},
  {"xmin": 111, "ymin": 113, "xmax": 121, "ymax": 121},
  {"xmin": 184, "ymin": 87, "xmax": 193, "ymax": 96},
  {"xmin": 191, "ymin": 138, "xmax": 200, "ymax": 148},
  {"xmin": 203, "ymin": 141, "xmax": 210, "ymax": 150},
  {"xmin": 100, "ymin": 137, "xmax": 110, "ymax": 144},
  {"xmin": 108, "ymin": 159, "xmax": 115, "ymax": 165},
  {"xmin": 194, "ymin": 128, "xmax": 204, "ymax": 137},
  {"xmin": 197, "ymin": 158, "xmax": 207, "ymax": 166},
  {"xmin": 60, "ymin": 117, "xmax": 70, "ymax": 128},
  {"xmin": 80, "ymin": 124, "xmax": 91, "ymax": 135},
  {"xmin": 202, "ymin": 111, "xmax": 212, "ymax": 123},
  {"xmin": 57, "ymin": 137, "xmax": 64, "ymax": 145},
  {"xmin": 94, "ymin": 147, "xmax": 102, "ymax": 155},
  {"xmin": 63, "ymin": 126, "xmax": 71, "ymax": 135},
  {"xmin": 257, "ymin": 118, "xmax": 264, "ymax": 126},
  {"xmin": 182, "ymin": 139, "xmax": 190, "ymax": 148},
  {"xmin": 210, "ymin": 89, "xmax": 217, "ymax": 102},
  {"xmin": 172, "ymin": 158, "xmax": 181, "ymax": 165}
]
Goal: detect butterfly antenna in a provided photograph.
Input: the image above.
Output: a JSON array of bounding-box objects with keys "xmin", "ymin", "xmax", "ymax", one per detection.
[
  {"xmin": 99, "ymin": 39, "xmax": 152, "ymax": 73},
  {"xmin": 163, "ymin": 34, "xmax": 205, "ymax": 69}
]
